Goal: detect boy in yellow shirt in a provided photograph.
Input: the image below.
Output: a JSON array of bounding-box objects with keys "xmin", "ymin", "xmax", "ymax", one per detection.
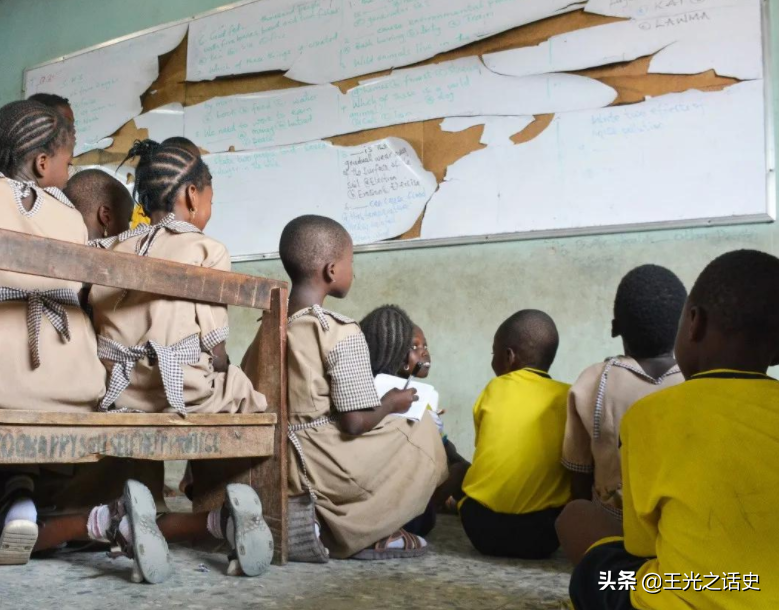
[
  {"xmin": 560, "ymin": 249, "xmax": 779, "ymax": 610},
  {"xmin": 459, "ymin": 310, "xmax": 571, "ymax": 559}
]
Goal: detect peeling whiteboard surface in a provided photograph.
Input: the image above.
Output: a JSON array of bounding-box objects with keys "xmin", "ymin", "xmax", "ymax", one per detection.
[
  {"xmin": 484, "ymin": 1, "xmax": 762, "ymax": 80},
  {"xmin": 185, "ymin": 59, "xmax": 617, "ymax": 152},
  {"xmin": 186, "ymin": 0, "xmax": 582, "ymax": 84},
  {"xmin": 440, "ymin": 116, "xmax": 534, "ymax": 146},
  {"xmin": 134, "ymin": 103, "xmax": 185, "ymax": 142},
  {"xmin": 204, "ymin": 137, "xmax": 436, "ymax": 257},
  {"xmin": 25, "ymin": 25, "xmax": 188, "ymax": 156},
  {"xmin": 421, "ymin": 81, "xmax": 768, "ymax": 240}
]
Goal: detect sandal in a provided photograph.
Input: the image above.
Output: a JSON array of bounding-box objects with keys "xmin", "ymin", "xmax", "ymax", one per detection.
[
  {"xmin": 224, "ymin": 484, "xmax": 273, "ymax": 577},
  {"xmin": 0, "ymin": 476, "xmax": 38, "ymax": 565},
  {"xmin": 352, "ymin": 529, "xmax": 428, "ymax": 560},
  {"xmin": 107, "ymin": 480, "xmax": 171, "ymax": 584}
]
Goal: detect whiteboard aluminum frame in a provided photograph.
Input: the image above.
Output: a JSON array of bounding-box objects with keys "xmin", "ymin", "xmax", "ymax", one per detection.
[{"xmin": 22, "ymin": 0, "xmax": 776, "ymax": 263}]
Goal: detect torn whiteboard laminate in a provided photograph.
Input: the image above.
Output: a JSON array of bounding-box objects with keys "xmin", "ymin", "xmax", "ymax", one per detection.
[
  {"xmin": 186, "ymin": 0, "xmax": 582, "ymax": 84},
  {"xmin": 422, "ymin": 82, "xmax": 770, "ymax": 240},
  {"xmin": 25, "ymin": 25, "xmax": 187, "ymax": 156},
  {"xmin": 185, "ymin": 59, "xmax": 617, "ymax": 152},
  {"xmin": 484, "ymin": 1, "xmax": 762, "ymax": 81},
  {"xmin": 204, "ymin": 137, "xmax": 436, "ymax": 257}
]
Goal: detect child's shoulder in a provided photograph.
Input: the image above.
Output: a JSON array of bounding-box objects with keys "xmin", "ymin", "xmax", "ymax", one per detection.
[{"xmin": 288, "ymin": 305, "xmax": 359, "ymax": 332}]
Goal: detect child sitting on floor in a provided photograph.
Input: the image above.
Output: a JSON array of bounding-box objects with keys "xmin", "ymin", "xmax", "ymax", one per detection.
[
  {"xmin": 459, "ymin": 309, "xmax": 571, "ymax": 559},
  {"xmin": 562, "ymin": 265, "xmax": 687, "ymax": 519},
  {"xmin": 89, "ymin": 139, "xmax": 267, "ymax": 415},
  {"xmin": 64, "ymin": 168, "xmax": 134, "ymax": 246},
  {"xmin": 559, "ymin": 249, "xmax": 779, "ymax": 609},
  {"xmin": 277, "ymin": 215, "xmax": 447, "ymax": 561},
  {"xmin": 0, "ymin": 100, "xmax": 106, "ymax": 564},
  {"xmin": 361, "ymin": 304, "xmax": 470, "ymax": 530}
]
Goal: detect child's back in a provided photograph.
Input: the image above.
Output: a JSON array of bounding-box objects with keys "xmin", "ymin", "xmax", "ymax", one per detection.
[
  {"xmin": 89, "ymin": 140, "xmax": 265, "ymax": 415},
  {"xmin": 563, "ymin": 265, "xmax": 687, "ymax": 517},
  {"xmin": 0, "ymin": 101, "xmax": 104, "ymax": 411},
  {"xmin": 619, "ymin": 372, "xmax": 779, "ymax": 609},
  {"xmin": 279, "ymin": 216, "xmax": 446, "ymax": 561},
  {"xmin": 567, "ymin": 250, "xmax": 779, "ymax": 610},
  {"xmin": 460, "ymin": 309, "xmax": 571, "ymax": 559},
  {"xmin": 463, "ymin": 368, "xmax": 570, "ymax": 514}
]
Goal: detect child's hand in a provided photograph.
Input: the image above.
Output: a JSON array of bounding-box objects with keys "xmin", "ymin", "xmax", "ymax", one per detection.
[{"xmin": 381, "ymin": 388, "xmax": 418, "ymax": 414}]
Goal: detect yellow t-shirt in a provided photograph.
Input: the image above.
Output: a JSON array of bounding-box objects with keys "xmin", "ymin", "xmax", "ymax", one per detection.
[
  {"xmin": 461, "ymin": 368, "xmax": 571, "ymax": 514},
  {"xmin": 622, "ymin": 370, "xmax": 779, "ymax": 610}
]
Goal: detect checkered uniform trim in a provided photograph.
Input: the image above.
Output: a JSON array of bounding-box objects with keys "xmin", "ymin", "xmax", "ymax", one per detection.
[
  {"xmin": 87, "ymin": 236, "xmax": 118, "ymax": 249},
  {"xmin": 117, "ymin": 212, "xmax": 201, "ymax": 257},
  {"xmin": 288, "ymin": 415, "xmax": 336, "ymax": 499},
  {"xmin": 1, "ymin": 175, "xmax": 74, "ymax": 217},
  {"xmin": 0, "ymin": 287, "xmax": 80, "ymax": 369},
  {"xmin": 561, "ymin": 458, "xmax": 595, "ymax": 474},
  {"xmin": 287, "ymin": 305, "xmax": 355, "ymax": 330},
  {"xmin": 326, "ymin": 333, "xmax": 382, "ymax": 413},
  {"xmin": 593, "ymin": 358, "xmax": 681, "ymax": 440},
  {"xmin": 201, "ymin": 326, "xmax": 229, "ymax": 353},
  {"xmin": 593, "ymin": 489, "xmax": 624, "ymax": 521},
  {"xmin": 98, "ymin": 332, "xmax": 201, "ymax": 417}
]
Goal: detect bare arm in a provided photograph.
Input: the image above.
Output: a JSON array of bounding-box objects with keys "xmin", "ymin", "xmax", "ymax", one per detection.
[
  {"xmin": 570, "ymin": 471, "xmax": 595, "ymax": 501},
  {"xmin": 211, "ymin": 342, "xmax": 230, "ymax": 373},
  {"xmin": 338, "ymin": 388, "xmax": 418, "ymax": 436}
]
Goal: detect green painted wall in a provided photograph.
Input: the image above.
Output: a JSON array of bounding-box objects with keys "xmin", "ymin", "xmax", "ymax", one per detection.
[{"xmin": 1, "ymin": 0, "xmax": 776, "ymax": 458}]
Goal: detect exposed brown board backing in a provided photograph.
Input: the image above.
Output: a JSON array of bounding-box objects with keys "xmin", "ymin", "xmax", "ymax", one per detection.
[
  {"xmin": 0, "ymin": 425, "xmax": 274, "ymax": 464},
  {"xmin": 81, "ymin": 8, "xmax": 745, "ymax": 240}
]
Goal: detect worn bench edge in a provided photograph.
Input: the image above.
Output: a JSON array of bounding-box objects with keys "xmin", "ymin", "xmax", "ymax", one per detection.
[{"xmin": 0, "ymin": 411, "xmax": 277, "ymax": 426}]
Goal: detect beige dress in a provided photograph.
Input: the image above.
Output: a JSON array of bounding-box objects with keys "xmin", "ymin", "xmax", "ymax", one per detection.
[
  {"xmin": 89, "ymin": 216, "xmax": 266, "ymax": 414},
  {"xmin": 562, "ymin": 356, "xmax": 682, "ymax": 518},
  {"xmin": 0, "ymin": 178, "xmax": 105, "ymax": 411},
  {"xmin": 286, "ymin": 306, "xmax": 447, "ymax": 558}
]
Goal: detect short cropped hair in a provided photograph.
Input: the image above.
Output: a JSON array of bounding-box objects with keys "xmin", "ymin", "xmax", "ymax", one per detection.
[
  {"xmin": 278, "ymin": 215, "xmax": 352, "ymax": 282},
  {"xmin": 689, "ymin": 249, "xmax": 779, "ymax": 342},
  {"xmin": 613, "ymin": 264, "xmax": 688, "ymax": 358},
  {"xmin": 64, "ymin": 169, "xmax": 133, "ymax": 218},
  {"xmin": 496, "ymin": 309, "xmax": 559, "ymax": 371}
]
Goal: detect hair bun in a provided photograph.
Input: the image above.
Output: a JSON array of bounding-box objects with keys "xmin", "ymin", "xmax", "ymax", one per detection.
[{"xmin": 126, "ymin": 138, "xmax": 161, "ymax": 161}]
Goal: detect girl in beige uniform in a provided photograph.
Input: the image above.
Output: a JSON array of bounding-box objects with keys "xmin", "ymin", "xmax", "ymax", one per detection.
[
  {"xmin": 276, "ymin": 215, "xmax": 447, "ymax": 561},
  {"xmin": 0, "ymin": 100, "xmax": 106, "ymax": 565},
  {"xmin": 89, "ymin": 140, "xmax": 266, "ymax": 415}
]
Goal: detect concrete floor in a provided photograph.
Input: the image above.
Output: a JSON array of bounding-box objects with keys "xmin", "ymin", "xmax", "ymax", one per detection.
[
  {"xmin": 3, "ymin": 464, "xmax": 573, "ymax": 610},
  {"xmin": 2, "ymin": 513, "xmax": 573, "ymax": 610}
]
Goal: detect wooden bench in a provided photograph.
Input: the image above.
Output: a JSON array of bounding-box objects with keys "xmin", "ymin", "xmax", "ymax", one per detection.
[{"xmin": 0, "ymin": 228, "xmax": 289, "ymax": 564}]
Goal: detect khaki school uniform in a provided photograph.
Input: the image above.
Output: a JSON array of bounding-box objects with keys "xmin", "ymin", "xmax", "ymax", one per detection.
[
  {"xmin": 572, "ymin": 370, "xmax": 779, "ymax": 610},
  {"xmin": 0, "ymin": 177, "xmax": 105, "ymax": 411},
  {"xmin": 563, "ymin": 357, "xmax": 681, "ymax": 518},
  {"xmin": 286, "ymin": 306, "xmax": 447, "ymax": 558},
  {"xmin": 89, "ymin": 215, "xmax": 266, "ymax": 414}
]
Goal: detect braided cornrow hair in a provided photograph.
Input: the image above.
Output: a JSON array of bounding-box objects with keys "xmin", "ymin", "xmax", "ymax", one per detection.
[
  {"xmin": 120, "ymin": 139, "xmax": 211, "ymax": 217},
  {"xmin": 0, "ymin": 100, "xmax": 74, "ymax": 177},
  {"xmin": 360, "ymin": 304, "xmax": 415, "ymax": 376}
]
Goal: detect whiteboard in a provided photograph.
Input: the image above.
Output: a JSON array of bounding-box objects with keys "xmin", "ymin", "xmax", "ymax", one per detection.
[{"xmin": 23, "ymin": 0, "xmax": 775, "ymax": 262}]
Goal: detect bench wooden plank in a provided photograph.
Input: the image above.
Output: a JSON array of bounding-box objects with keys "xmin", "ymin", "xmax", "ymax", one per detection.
[
  {"xmin": 0, "ymin": 228, "xmax": 287, "ymax": 309},
  {"xmin": 0, "ymin": 412, "xmax": 277, "ymax": 427},
  {"xmin": 0, "ymin": 425, "xmax": 274, "ymax": 463}
]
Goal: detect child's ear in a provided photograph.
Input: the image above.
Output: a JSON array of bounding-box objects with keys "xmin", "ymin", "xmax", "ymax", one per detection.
[
  {"xmin": 97, "ymin": 204, "xmax": 111, "ymax": 228},
  {"xmin": 185, "ymin": 184, "xmax": 198, "ymax": 211},
  {"xmin": 611, "ymin": 319, "xmax": 620, "ymax": 339},
  {"xmin": 688, "ymin": 305, "xmax": 707, "ymax": 342},
  {"xmin": 506, "ymin": 347, "xmax": 518, "ymax": 370},
  {"xmin": 33, "ymin": 152, "xmax": 49, "ymax": 178},
  {"xmin": 324, "ymin": 261, "xmax": 337, "ymax": 284}
]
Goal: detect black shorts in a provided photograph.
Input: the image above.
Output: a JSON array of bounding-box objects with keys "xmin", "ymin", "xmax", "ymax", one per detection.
[
  {"xmin": 570, "ymin": 539, "xmax": 650, "ymax": 610},
  {"xmin": 459, "ymin": 497, "xmax": 562, "ymax": 559}
]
